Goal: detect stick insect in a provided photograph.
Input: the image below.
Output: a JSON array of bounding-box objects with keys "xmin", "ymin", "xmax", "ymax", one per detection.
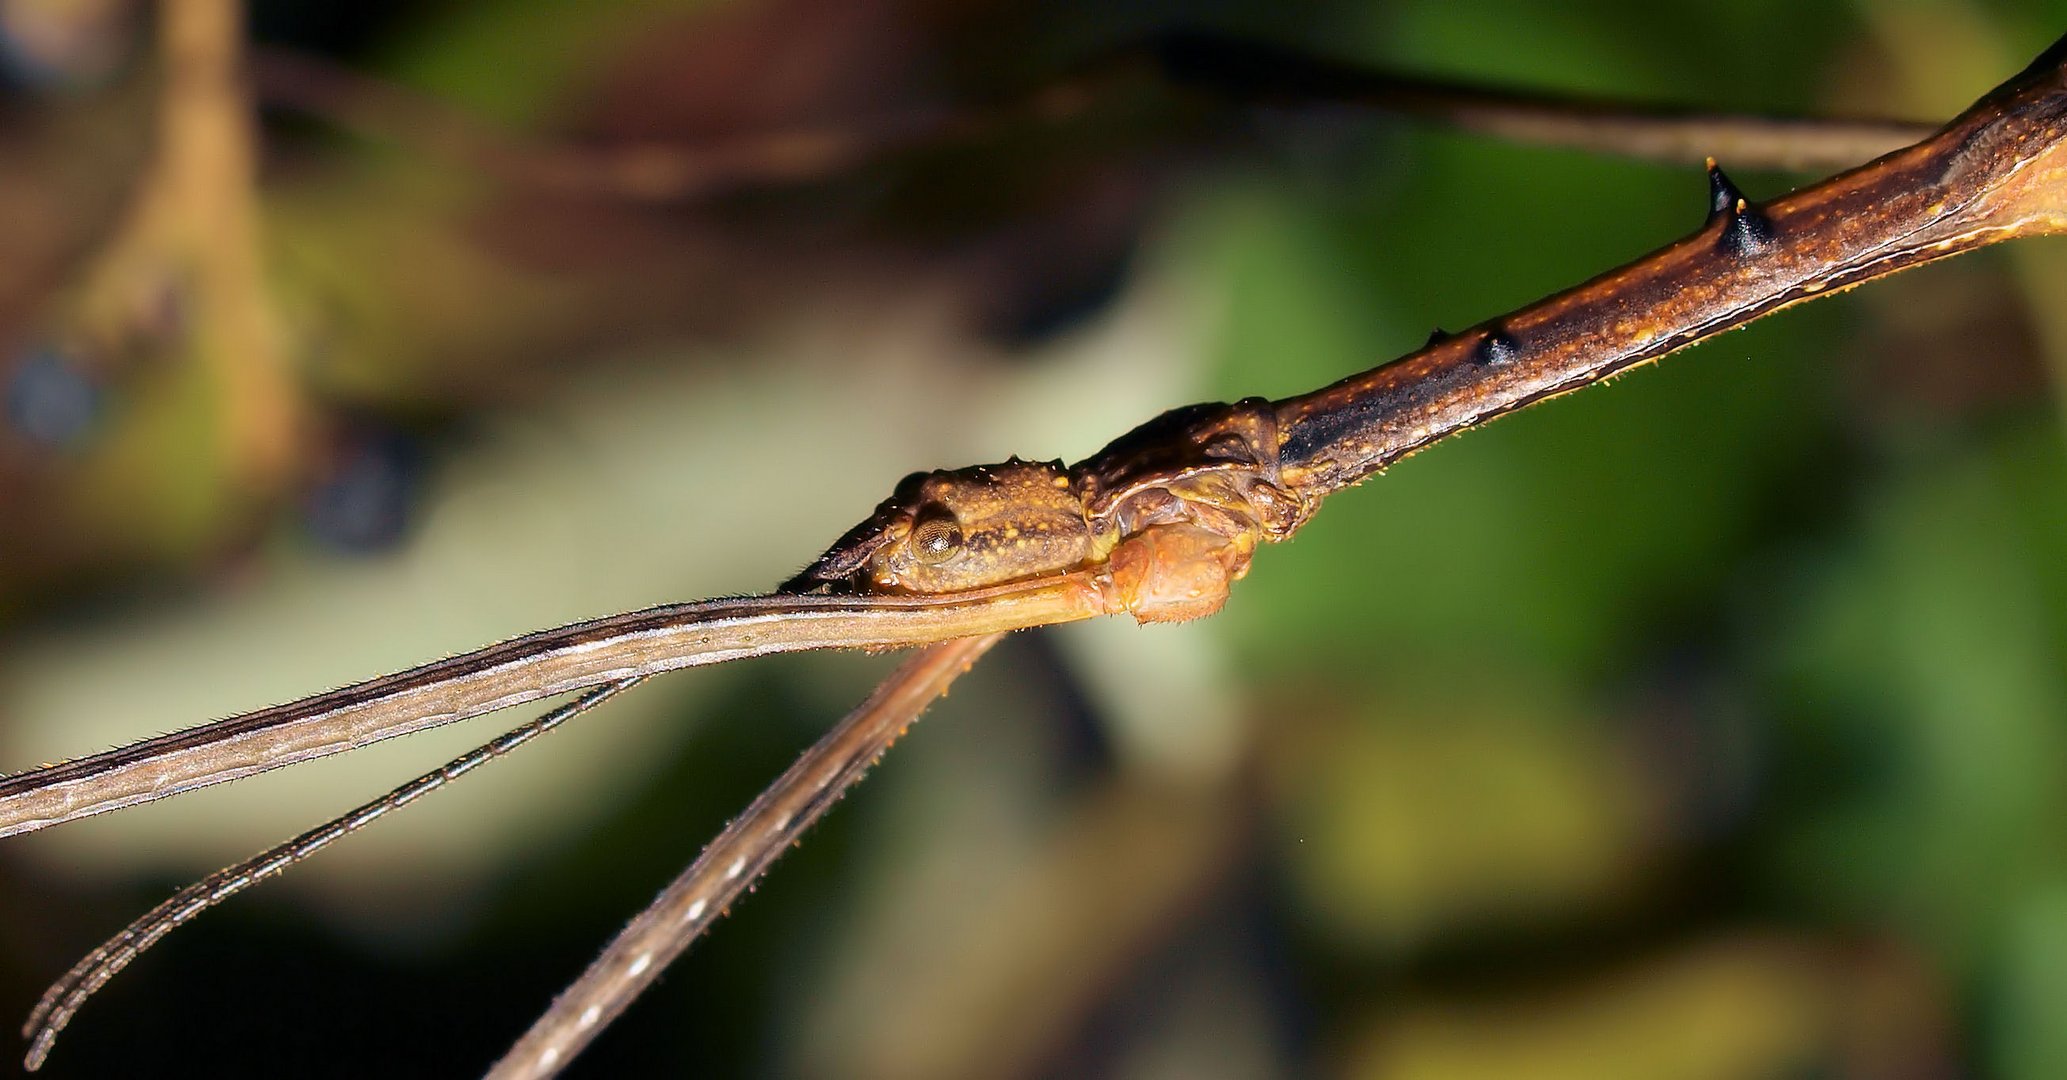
[{"xmin": 6, "ymin": 23, "xmax": 2067, "ymax": 1078}]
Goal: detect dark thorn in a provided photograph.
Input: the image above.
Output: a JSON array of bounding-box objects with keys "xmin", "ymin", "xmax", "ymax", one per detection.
[
  {"xmin": 1425, "ymin": 327, "xmax": 1452, "ymax": 348},
  {"xmin": 1705, "ymin": 157, "xmax": 1744, "ymax": 218},
  {"xmin": 1474, "ymin": 326, "xmax": 1521, "ymax": 366},
  {"xmin": 1718, "ymin": 196, "xmax": 1776, "ymax": 254},
  {"xmin": 1706, "ymin": 157, "xmax": 1775, "ymax": 253}
]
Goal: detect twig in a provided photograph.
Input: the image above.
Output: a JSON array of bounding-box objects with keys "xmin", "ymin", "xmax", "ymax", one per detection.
[
  {"xmin": 247, "ymin": 31, "xmax": 1932, "ymax": 209},
  {"xmin": 1150, "ymin": 31, "xmax": 1932, "ymax": 170},
  {"xmin": 16, "ymin": 27, "xmax": 2067, "ymax": 1080},
  {"xmin": 1272, "ymin": 37, "xmax": 2067, "ymax": 496}
]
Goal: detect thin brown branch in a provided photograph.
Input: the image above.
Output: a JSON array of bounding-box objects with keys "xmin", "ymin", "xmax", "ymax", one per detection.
[
  {"xmin": 1271, "ymin": 37, "xmax": 2067, "ymax": 499},
  {"xmin": 1150, "ymin": 31, "xmax": 1932, "ymax": 170},
  {"xmin": 16, "ymin": 28, "xmax": 2067, "ymax": 1080},
  {"xmin": 246, "ymin": 45, "xmax": 1075, "ymax": 203},
  {"xmin": 247, "ymin": 31, "xmax": 1927, "ymax": 209}
]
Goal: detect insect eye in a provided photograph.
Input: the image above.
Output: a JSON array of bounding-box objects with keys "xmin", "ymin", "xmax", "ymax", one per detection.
[{"xmin": 908, "ymin": 511, "xmax": 963, "ymax": 564}]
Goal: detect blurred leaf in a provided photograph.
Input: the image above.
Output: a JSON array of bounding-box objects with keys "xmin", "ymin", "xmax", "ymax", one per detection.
[
  {"xmin": 1768, "ymin": 421, "xmax": 2067, "ymax": 957},
  {"xmin": 1269, "ymin": 683, "xmax": 1653, "ymax": 950},
  {"xmin": 381, "ymin": 0, "xmax": 713, "ymax": 126},
  {"xmin": 1994, "ymin": 884, "xmax": 2067, "ymax": 1080},
  {"xmin": 1340, "ymin": 937, "xmax": 1829, "ymax": 1080}
]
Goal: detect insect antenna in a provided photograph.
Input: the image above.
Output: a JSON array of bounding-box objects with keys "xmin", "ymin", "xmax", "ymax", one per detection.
[{"xmin": 21, "ymin": 677, "xmax": 646, "ymax": 1071}]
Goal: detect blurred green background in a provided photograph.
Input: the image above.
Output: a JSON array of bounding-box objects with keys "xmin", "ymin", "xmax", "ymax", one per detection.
[{"xmin": 0, "ymin": 0, "xmax": 2062, "ymax": 1076}]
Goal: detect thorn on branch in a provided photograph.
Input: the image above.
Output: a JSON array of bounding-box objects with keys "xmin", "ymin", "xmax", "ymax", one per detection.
[
  {"xmin": 1705, "ymin": 159, "xmax": 1776, "ymax": 254},
  {"xmin": 1705, "ymin": 156, "xmax": 1746, "ymax": 216},
  {"xmin": 1474, "ymin": 326, "xmax": 1521, "ymax": 366},
  {"xmin": 1718, "ymin": 196, "xmax": 1777, "ymax": 254}
]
